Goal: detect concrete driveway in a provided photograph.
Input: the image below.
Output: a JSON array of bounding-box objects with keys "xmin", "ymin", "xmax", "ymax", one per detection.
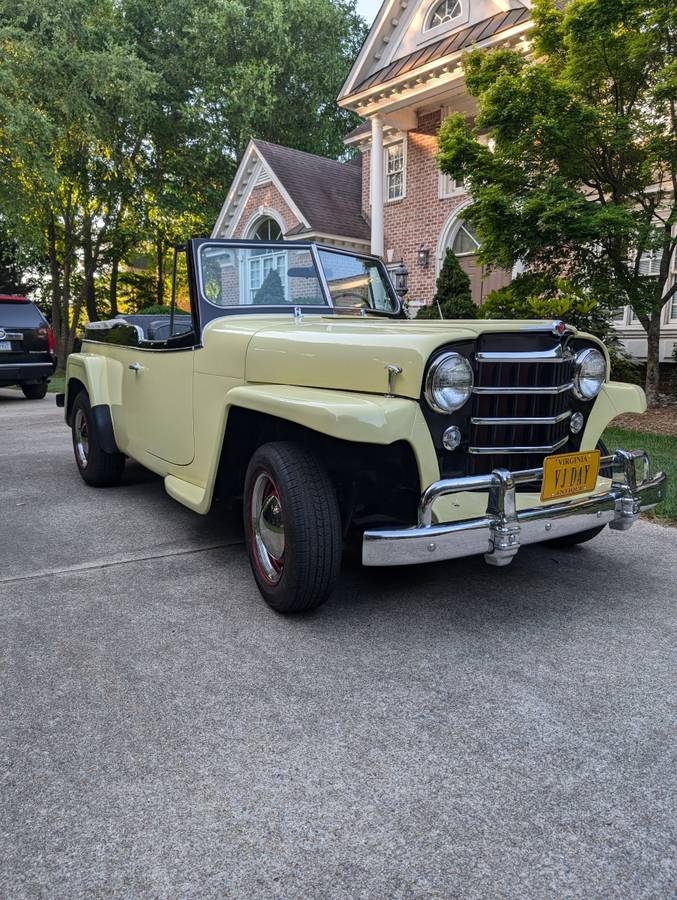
[{"xmin": 1, "ymin": 388, "xmax": 675, "ymax": 899}]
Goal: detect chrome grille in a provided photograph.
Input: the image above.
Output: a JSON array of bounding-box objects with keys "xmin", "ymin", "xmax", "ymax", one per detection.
[{"xmin": 468, "ymin": 345, "xmax": 577, "ymax": 473}]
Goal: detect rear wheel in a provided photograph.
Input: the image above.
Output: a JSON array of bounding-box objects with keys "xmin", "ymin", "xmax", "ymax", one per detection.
[
  {"xmin": 71, "ymin": 392, "xmax": 125, "ymax": 487},
  {"xmin": 244, "ymin": 442, "xmax": 342, "ymax": 613},
  {"xmin": 546, "ymin": 440, "xmax": 610, "ymax": 548},
  {"xmin": 21, "ymin": 381, "xmax": 47, "ymax": 400}
]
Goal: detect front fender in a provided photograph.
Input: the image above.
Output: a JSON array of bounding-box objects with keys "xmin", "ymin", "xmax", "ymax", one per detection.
[
  {"xmin": 225, "ymin": 384, "xmax": 440, "ymax": 488},
  {"xmin": 581, "ymin": 381, "xmax": 647, "ymax": 450}
]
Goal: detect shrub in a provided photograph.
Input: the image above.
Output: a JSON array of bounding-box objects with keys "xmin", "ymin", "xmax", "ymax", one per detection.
[
  {"xmin": 417, "ymin": 249, "xmax": 477, "ymax": 319},
  {"xmin": 481, "ymin": 273, "xmax": 643, "ymax": 384},
  {"xmin": 137, "ymin": 303, "xmax": 173, "ymax": 315}
]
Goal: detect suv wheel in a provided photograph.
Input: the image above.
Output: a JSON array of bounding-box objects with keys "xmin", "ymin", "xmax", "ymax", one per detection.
[
  {"xmin": 71, "ymin": 392, "xmax": 125, "ymax": 487},
  {"xmin": 21, "ymin": 382, "xmax": 48, "ymax": 400},
  {"xmin": 244, "ymin": 442, "xmax": 342, "ymax": 613}
]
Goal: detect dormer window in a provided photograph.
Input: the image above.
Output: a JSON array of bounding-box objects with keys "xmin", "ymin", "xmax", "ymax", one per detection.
[{"xmin": 428, "ymin": 0, "xmax": 462, "ymax": 29}]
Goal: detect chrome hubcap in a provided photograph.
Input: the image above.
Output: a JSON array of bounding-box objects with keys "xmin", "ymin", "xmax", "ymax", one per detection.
[
  {"xmin": 74, "ymin": 408, "xmax": 89, "ymax": 468},
  {"xmin": 250, "ymin": 473, "xmax": 285, "ymax": 584}
]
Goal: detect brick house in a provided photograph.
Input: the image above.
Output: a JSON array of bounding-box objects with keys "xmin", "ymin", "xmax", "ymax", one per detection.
[{"xmin": 212, "ymin": 0, "xmax": 677, "ymax": 362}]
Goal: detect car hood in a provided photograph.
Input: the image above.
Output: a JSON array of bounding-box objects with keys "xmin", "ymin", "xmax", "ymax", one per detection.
[{"xmin": 242, "ymin": 316, "xmax": 580, "ymax": 399}]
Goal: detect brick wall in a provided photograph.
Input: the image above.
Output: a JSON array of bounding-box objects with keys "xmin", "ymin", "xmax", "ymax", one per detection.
[
  {"xmin": 361, "ymin": 109, "xmax": 509, "ymax": 311},
  {"xmin": 234, "ymin": 182, "xmax": 301, "ymax": 238}
]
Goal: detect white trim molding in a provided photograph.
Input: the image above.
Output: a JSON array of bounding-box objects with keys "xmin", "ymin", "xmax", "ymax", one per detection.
[
  {"xmin": 241, "ymin": 207, "xmax": 288, "ymax": 240},
  {"xmin": 211, "ymin": 140, "xmax": 309, "ymax": 239},
  {"xmin": 436, "ymin": 199, "xmax": 473, "ymax": 271}
]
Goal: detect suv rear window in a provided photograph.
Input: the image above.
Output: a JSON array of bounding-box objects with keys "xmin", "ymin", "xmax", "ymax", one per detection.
[{"xmin": 0, "ymin": 301, "xmax": 45, "ymax": 327}]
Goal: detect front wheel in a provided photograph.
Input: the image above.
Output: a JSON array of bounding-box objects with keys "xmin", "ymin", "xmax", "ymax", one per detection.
[
  {"xmin": 21, "ymin": 381, "xmax": 48, "ymax": 400},
  {"xmin": 243, "ymin": 442, "xmax": 342, "ymax": 613}
]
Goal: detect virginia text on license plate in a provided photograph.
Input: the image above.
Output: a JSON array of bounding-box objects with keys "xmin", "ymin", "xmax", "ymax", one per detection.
[{"xmin": 540, "ymin": 450, "xmax": 600, "ymax": 502}]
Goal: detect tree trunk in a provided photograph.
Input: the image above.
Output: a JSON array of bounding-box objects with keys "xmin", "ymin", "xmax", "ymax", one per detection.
[
  {"xmin": 110, "ymin": 256, "xmax": 119, "ymax": 318},
  {"xmin": 63, "ymin": 257, "xmax": 76, "ymax": 357},
  {"xmin": 82, "ymin": 218, "xmax": 98, "ymax": 322},
  {"xmin": 47, "ymin": 218, "xmax": 66, "ymax": 364},
  {"xmin": 644, "ymin": 313, "xmax": 661, "ymax": 405},
  {"xmin": 156, "ymin": 238, "xmax": 164, "ymax": 306}
]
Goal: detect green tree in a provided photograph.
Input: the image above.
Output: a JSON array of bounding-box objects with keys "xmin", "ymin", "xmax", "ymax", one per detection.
[
  {"xmin": 0, "ymin": 0, "xmax": 366, "ymax": 359},
  {"xmin": 0, "ymin": 0, "xmax": 157, "ymax": 357},
  {"xmin": 437, "ymin": 0, "xmax": 676, "ymax": 402},
  {"xmin": 0, "ymin": 219, "xmax": 39, "ymax": 295},
  {"xmin": 417, "ymin": 249, "xmax": 477, "ymax": 319}
]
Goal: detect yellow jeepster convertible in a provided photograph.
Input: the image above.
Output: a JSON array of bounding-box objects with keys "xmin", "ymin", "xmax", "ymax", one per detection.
[{"xmin": 59, "ymin": 239, "xmax": 666, "ymax": 612}]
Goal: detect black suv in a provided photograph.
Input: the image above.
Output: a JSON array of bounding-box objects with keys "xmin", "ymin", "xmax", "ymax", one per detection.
[{"xmin": 0, "ymin": 295, "xmax": 57, "ymax": 399}]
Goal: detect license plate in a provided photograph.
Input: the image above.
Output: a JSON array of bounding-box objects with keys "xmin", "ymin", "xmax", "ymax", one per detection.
[
  {"xmin": 541, "ymin": 450, "xmax": 600, "ymax": 502},
  {"xmin": 0, "ymin": 341, "xmax": 11, "ymax": 351}
]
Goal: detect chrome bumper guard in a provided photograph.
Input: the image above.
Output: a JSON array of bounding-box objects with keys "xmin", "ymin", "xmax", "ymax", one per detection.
[{"xmin": 362, "ymin": 450, "xmax": 667, "ymax": 568}]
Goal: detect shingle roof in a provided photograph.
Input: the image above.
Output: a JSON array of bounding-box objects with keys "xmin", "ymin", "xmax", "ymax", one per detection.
[
  {"xmin": 253, "ymin": 140, "xmax": 369, "ymax": 242},
  {"xmin": 344, "ymin": 121, "xmax": 372, "ymax": 142},
  {"xmin": 349, "ymin": 5, "xmax": 530, "ymax": 97}
]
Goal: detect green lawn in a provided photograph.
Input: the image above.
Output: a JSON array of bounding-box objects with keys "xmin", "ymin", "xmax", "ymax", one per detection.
[
  {"xmin": 47, "ymin": 371, "xmax": 65, "ymax": 393},
  {"xmin": 603, "ymin": 426, "xmax": 677, "ymax": 523}
]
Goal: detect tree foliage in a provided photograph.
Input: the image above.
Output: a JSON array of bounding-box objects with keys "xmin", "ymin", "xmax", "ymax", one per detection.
[
  {"xmin": 0, "ymin": 0, "xmax": 366, "ymax": 359},
  {"xmin": 417, "ymin": 249, "xmax": 477, "ymax": 319},
  {"xmin": 437, "ymin": 0, "xmax": 676, "ymax": 401}
]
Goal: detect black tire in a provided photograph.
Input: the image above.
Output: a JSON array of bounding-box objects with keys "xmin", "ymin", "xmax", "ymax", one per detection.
[
  {"xmin": 243, "ymin": 442, "xmax": 342, "ymax": 613},
  {"xmin": 546, "ymin": 440, "xmax": 610, "ymax": 548},
  {"xmin": 21, "ymin": 381, "xmax": 48, "ymax": 400},
  {"xmin": 71, "ymin": 392, "xmax": 125, "ymax": 487}
]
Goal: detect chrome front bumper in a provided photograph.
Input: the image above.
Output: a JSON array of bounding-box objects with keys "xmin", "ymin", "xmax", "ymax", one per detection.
[{"xmin": 362, "ymin": 450, "xmax": 667, "ymax": 567}]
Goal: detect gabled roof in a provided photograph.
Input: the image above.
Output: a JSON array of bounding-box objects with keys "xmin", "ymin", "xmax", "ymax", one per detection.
[
  {"xmin": 253, "ymin": 141, "xmax": 369, "ymax": 241},
  {"xmin": 212, "ymin": 139, "xmax": 369, "ymax": 243},
  {"xmin": 350, "ymin": 6, "xmax": 530, "ymax": 97}
]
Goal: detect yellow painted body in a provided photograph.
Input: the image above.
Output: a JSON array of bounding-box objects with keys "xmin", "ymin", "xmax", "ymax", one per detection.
[{"xmin": 65, "ymin": 313, "xmax": 646, "ymax": 517}]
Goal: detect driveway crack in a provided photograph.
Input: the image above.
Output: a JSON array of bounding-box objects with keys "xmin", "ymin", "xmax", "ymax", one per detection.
[{"xmin": 0, "ymin": 541, "xmax": 243, "ymax": 586}]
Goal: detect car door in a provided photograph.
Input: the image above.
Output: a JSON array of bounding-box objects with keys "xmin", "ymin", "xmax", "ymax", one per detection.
[{"xmin": 122, "ymin": 345, "xmax": 195, "ymax": 465}]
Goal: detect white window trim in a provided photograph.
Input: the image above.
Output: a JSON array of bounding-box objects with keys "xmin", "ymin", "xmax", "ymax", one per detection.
[
  {"xmin": 242, "ymin": 207, "xmax": 288, "ymax": 241},
  {"xmin": 246, "ymin": 249, "xmax": 289, "ymax": 305},
  {"xmin": 384, "ymin": 137, "xmax": 406, "ymax": 203},
  {"xmin": 439, "ymin": 170, "xmax": 466, "ymax": 200},
  {"xmin": 419, "ymin": 0, "xmax": 469, "ymax": 44}
]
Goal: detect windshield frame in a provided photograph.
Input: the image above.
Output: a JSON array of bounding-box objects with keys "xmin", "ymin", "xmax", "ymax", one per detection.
[{"xmin": 190, "ymin": 238, "xmax": 403, "ymax": 322}]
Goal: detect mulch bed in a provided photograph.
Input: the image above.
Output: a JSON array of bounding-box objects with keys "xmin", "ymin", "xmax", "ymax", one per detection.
[{"xmin": 610, "ymin": 403, "xmax": 677, "ymax": 437}]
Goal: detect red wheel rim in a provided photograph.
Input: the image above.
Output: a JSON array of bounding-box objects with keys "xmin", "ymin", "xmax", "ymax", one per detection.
[{"xmin": 248, "ymin": 471, "xmax": 285, "ymax": 585}]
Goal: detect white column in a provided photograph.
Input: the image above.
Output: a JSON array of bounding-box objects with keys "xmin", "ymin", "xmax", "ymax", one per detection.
[{"xmin": 370, "ymin": 115, "xmax": 384, "ymax": 258}]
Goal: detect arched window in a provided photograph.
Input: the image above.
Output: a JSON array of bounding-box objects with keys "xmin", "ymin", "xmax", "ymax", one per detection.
[
  {"xmin": 452, "ymin": 222, "xmax": 480, "ymax": 256},
  {"xmin": 428, "ymin": 0, "xmax": 462, "ymax": 29},
  {"xmin": 252, "ymin": 217, "xmax": 283, "ymax": 241},
  {"xmin": 247, "ymin": 217, "xmax": 287, "ymax": 303}
]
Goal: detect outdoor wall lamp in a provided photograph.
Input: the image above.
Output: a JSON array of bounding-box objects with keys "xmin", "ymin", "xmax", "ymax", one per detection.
[
  {"xmin": 417, "ymin": 244, "xmax": 430, "ymax": 268},
  {"xmin": 393, "ymin": 258, "xmax": 409, "ymax": 297}
]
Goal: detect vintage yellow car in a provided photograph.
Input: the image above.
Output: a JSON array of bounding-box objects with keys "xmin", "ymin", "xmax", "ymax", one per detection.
[{"xmin": 58, "ymin": 239, "xmax": 666, "ymax": 612}]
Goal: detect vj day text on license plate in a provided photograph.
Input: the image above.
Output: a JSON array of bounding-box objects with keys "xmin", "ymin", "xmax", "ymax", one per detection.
[{"xmin": 540, "ymin": 450, "xmax": 600, "ymax": 502}]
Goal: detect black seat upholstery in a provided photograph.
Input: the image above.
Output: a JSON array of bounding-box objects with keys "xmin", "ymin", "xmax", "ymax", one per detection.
[{"xmin": 115, "ymin": 314, "xmax": 193, "ymax": 342}]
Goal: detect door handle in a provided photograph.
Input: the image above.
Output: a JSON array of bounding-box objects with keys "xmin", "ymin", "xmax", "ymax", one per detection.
[{"xmin": 128, "ymin": 362, "xmax": 144, "ymax": 373}]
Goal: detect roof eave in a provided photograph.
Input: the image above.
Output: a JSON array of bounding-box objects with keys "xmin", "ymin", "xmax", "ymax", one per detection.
[{"xmin": 338, "ymin": 18, "xmax": 533, "ymax": 113}]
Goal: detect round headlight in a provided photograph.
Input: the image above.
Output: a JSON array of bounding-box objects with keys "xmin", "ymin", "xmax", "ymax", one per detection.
[
  {"xmin": 425, "ymin": 352, "xmax": 474, "ymax": 413},
  {"xmin": 573, "ymin": 348, "xmax": 606, "ymax": 400}
]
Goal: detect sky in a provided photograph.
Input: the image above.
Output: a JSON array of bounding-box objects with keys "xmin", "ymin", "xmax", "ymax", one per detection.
[{"xmin": 355, "ymin": 0, "xmax": 382, "ymax": 24}]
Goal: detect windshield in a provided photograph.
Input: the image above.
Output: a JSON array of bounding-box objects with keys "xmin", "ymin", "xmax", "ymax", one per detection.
[
  {"xmin": 198, "ymin": 245, "xmax": 327, "ymax": 308},
  {"xmin": 318, "ymin": 249, "xmax": 399, "ymax": 314},
  {"xmin": 196, "ymin": 242, "xmax": 400, "ymax": 315}
]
